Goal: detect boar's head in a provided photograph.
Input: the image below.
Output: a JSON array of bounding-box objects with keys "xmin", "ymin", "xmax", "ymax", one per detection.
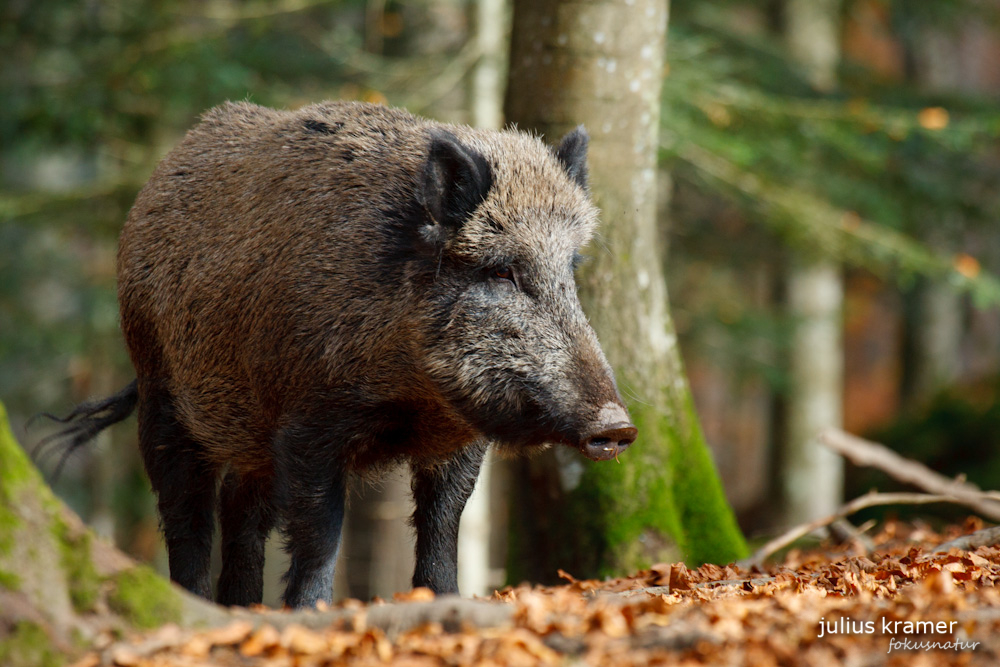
[{"xmin": 414, "ymin": 126, "xmax": 637, "ymax": 462}]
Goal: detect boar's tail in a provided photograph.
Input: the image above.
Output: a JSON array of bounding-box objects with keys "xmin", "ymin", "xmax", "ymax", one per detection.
[{"xmin": 31, "ymin": 379, "xmax": 139, "ymax": 480}]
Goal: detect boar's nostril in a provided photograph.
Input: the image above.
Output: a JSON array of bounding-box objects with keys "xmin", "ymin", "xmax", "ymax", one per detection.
[{"xmin": 580, "ymin": 422, "xmax": 637, "ymax": 461}]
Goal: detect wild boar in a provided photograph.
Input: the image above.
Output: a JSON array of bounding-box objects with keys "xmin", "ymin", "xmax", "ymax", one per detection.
[{"xmin": 45, "ymin": 101, "xmax": 637, "ymax": 608}]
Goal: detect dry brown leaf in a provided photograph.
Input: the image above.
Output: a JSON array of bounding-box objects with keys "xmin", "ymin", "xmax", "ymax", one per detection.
[
  {"xmin": 179, "ymin": 634, "xmax": 212, "ymax": 658},
  {"xmin": 280, "ymin": 624, "xmax": 327, "ymax": 655},
  {"xmin": 109, "ymin": 646, "xmax": 142, "ymax": 666},
  {"xmin": 239, "ymin": 624, "xmax": 281, "ymax": 657},
  {"xmin": 77, "ymin": 519, "xmax": 1000, "ymax": 667},
  {"xmin": 200, "ymin": 619, "xmax": 254, "ymax": 646},
  {"xmin": 591, "ymin": 606, "xmax": 630, "ymax": 638},
  {"xmin": 669, "ymin": 563, "xmax": 693, "ymax": 591},
  {"xmin": 393, "ymin": 587, "xmax": 435, "ymax": 603}
]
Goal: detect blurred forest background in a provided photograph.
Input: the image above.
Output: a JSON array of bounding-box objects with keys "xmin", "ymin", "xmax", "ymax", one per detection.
[{"xmin": 3, "ymin": 0, "xmax": 1000, "ymax": 606}]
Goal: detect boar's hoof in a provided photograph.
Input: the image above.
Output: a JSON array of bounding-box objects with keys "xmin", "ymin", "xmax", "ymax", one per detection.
[{"xmin": 580, "ymin": 423, "xmax": 637, "ymax": 461}]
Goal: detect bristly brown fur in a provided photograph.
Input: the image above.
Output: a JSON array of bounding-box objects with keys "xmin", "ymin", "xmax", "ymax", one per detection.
[{"xmin": 81, "ymin": 100, "xmax": 635, "ymax": 608}]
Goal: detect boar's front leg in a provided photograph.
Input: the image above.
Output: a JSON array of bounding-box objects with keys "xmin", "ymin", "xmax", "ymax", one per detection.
[
  {"xmin": 410, "ymin": 441, "xmax": 488, "ymax": 595},
  {"xmin": 216, "ymin": 470, "xmax": 277, "ymax": 607},
  {"xmin": 274, "ymin": 427, "xmax": 348, "ymax": 609}
]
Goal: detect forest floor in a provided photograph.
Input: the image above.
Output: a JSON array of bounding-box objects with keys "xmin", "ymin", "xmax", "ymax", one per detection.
[{"xmin": 73, "ymin": 519, "xmax": 1000, "ymax": 667}]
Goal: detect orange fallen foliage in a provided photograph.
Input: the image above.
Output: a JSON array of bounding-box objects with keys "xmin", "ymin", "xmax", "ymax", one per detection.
[{"xmin": 74, "ymin": 520, "xmax": 1000, "ymax": 666}]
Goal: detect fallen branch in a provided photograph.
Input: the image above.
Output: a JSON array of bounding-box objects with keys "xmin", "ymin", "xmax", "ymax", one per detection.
[
  {"xmin": 254, "ymin": 597, "xmax": 514, "ymax": 636},
  {"xmin": 739, "ymin": 492, "xmax": 964, "ymax": 569},
  {"xmin": 933, "ymin": 525, "xmax": 1000, "ymax": 554},
  {"xmin": 819, "ymin": 428, "xmax": 1000, "ymax": 522},
  {"xmin": 830, "ymin": 517, "xmax": 876, "ymax": 553},
  {"xmin": 605, "ymin": 577, "xmax": 779, "ymax": 598},
  {"xmin": 630, "ymin": 626, "xmax": 723, "ymax": 651}
]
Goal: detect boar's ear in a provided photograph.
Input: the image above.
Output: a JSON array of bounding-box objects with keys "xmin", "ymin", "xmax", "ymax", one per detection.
[
  {"xmin": 554, "ymin": 125, "xmax": 589, "ymax": 189},
  {"xmin": 421, "ymin": 129, "xmax": 493, "ymax": 237}
]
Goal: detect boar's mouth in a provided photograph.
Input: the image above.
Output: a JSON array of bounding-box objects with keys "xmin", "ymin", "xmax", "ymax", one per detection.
[
  {"xmin": 468, "ymin": 414, "xmax": 637, "ymax": 461},
  {"xmin": 576, "ymin": 422, "xmax": 637, "ymax": 461},
  {"xmin": 440, "ymin": 384, "xmax": 638, "ymax": 460}
]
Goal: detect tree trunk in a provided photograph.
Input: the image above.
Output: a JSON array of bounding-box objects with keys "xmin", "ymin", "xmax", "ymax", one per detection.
[
  {"xmin": 780, "ymin": 0, "xmax": 845, "ymax": 525},
  {"xmin": 457, "ymin": 0, "xmax": 510, "ymax": 599},
  {"xmin": 504, "ymin": 0, "xmax": 746, "ymax": 582},
  {"xmin": 908, "ymin": 277, "xmax": 963, "ymax": 403},
  {"xmin": 341, "ymin": 0, "xmax": 473, "ymax": 601},
  {"xmin": 902, "ymin": 25, "xmax": 972, "ymax": 406},
  {"xmin": 784, "ymin": 259, "xmax": 845, "ymax": 523},
  {"xmin": 0, "ymin": 401, "xmax": 226, "ymax": 665}
]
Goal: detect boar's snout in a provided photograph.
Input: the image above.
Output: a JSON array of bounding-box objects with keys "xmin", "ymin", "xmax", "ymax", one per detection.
[
  {"xmin": 580, "ymin": 423, "xmax": 637, "ymax": 461},
  {"xmin": 576, "ymin": 401, "xmax": 637, "ymax": 461}
]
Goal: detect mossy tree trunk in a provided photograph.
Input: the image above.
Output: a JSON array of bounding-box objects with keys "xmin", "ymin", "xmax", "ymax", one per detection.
[
  {"xmin": 504, "ymin": 0, "xmax": 747, "ymax": 583},
  {"xmin": 0, "ymin": 401, "xmax": 224, "ymax": 666}
]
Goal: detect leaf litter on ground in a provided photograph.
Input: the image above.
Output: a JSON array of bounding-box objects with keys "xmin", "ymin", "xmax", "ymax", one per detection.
[{"xmin": 74, "ymin": 518, "xmax": 1000, "ymax": 666}]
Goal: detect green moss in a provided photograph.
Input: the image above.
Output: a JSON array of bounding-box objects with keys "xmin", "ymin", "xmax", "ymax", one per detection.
[
  {"xmin": 0, "ymin": 509, "xmax": 16, "ymax": 559},
  {"xmin": 659, "ymin": 394, "xmax": 749, "ymax": 566},
  {"xmin": 0, "ymin": 401, "xmax": 65, "ymax": 556},
  {"xmin": 0, "ymin": 402, "xmax": 39, "ymax": 493},
  {"xmin": 0, "ymin": 568, "xmax": 21, "ymax": 590},
  {"xmin": 0, "ymin": 401, "xmax": 31, "ymax": 557},
  {"xmin": 506, "ymin": 392, "xmax": 748, "ymax": 584},
  {"xmin": 108, "ymin": 566, "xmax": 182, "ymax": 629},
  {"xmin": 1, "ymin": 400, "xmax": 106, "ymax": 611},
  {"xmin": 562, "ymin": 405, "xmax": 685, "ymax": 577},
  {"xmin": 53, "ymin": 518, "xmax": 100, "ymax": 613},
  {"xmin": 0, "ymin": 621, "xmax": 63, "ymax": 667},
  {"xmin": 561, "ymin": 399, "xmax": 747, "ymax": 579}
]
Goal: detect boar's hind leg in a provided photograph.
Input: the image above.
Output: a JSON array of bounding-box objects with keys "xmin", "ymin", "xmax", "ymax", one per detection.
[
  {"xmin": 216, "ymin": 470, "xmax": 277, "ymax": 607},
  {"xmin": 410, "ymin": 441, "xmax": 488, "ymax": 595},
  {"xmin": 136, "ymin": 383, "xmax": 216, "ymax": 600},
  {"xmin": 274, "ymin": 430, "xmax": 347, "ymax": 609}
]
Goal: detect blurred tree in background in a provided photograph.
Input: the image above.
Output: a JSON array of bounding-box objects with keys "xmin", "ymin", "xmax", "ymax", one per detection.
[
  {"xmin": 4, "ymin": 0, "xmax": 1000, "ymax": 598},
  {"xmin": 662, "ymin": 0, "xmax": 1000, "ymax": 531}
]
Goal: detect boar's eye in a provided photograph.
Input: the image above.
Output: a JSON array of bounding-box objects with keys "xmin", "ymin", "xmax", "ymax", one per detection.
[{"xmin": 489, "ymin": 265, "xmax": 517, "ymax": 287}]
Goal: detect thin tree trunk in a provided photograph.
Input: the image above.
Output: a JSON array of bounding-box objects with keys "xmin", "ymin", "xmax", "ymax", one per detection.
[
  {"xmin": 457, "ymin": 0, "xmax": 509, "ymax": 599},
  {"xmin": 343, "ymin": 0, "xmax": 472, "ymax": 600},
  {"xmin": 784, "ymin": 259, "xmax": 844, "ymax": 523},
  {"xmin": 505, "ymin": 0, "xmax": 746, "ymax": 582},
  {"xmin": 339, "ymin": 468, "xmax": 415, "ymax": 601},
  {"xmin": 470, "ymin": 0, "xmax": 506, "ymax": 129},
  {"xmin": 86, "ymin": 365, "xmax": 117, "ymax": 542},
  {"xmin": 367, "ymin": 471, "xmax": 417, "ymax": 599},
  {"xmin": 781, "ymin": 0, "xmax": 845, "ymax": 525},
  {"xmin": 909, "ymin": 277, "xmax": 963, "ymax": 402},
  {"xmin": 903, "ymin": 28, "xmax": 970, "ymax": 405}
]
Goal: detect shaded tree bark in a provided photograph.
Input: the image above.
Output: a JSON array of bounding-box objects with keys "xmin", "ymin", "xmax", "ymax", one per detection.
[{"xmin": 504, "ymin": 0, "xmax": 746, "ymax": 582}]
